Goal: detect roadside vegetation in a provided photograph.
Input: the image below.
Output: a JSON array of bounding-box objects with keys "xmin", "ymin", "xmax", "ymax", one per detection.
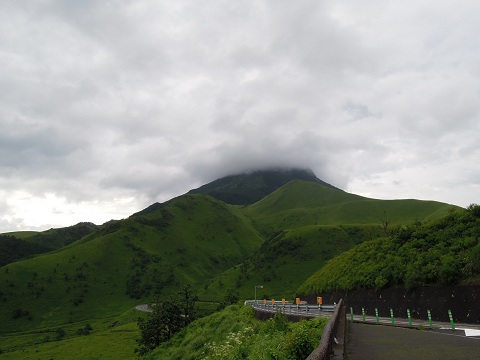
[
  {"xmin": 146, "ymin": 305, "xmax": 327, "ymax": 360},
  {"xmin": 298, "ymin": 204, "xmax": 480, "ymax": 294}
]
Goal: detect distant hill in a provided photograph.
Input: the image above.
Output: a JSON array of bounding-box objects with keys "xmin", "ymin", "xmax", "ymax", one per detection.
[{"xmin": 0, "ymin": 222, "xmax": 98, "ymax": 267}]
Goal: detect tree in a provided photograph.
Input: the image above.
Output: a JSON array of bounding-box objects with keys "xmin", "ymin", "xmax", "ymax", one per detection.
[
  {"xmin": 378, "ymin": 211, "xmax": 391, "ymax": 237},
  {"xmin": 178, "ymin": 284, "xmax": 198, "ymax": 326},
  {"xmin": 136, "ymin": 297, "xmax": 183, "ymax": 355},
  {"xmin": 217, "ymin": 288, "xmax": 240, "ymax": 310}
]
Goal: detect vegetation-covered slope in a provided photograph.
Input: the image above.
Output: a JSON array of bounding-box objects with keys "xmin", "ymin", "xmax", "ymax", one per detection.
[
  {"xmin": 198, "ymin": 180, "xmax": 458, "ymax": 300},
  {"xmin": 297, "ymin": 205, "xmax": 480, "ymax": 295},
  {"xmin": 187, "ymin": 168, "xmax": 337, "ymax": 205},
  {"xmin": 0, "ymin": 223, "xmax": 98, "ymax": 267},
  {"xmin": 147, "ymin": 305, "xmax": 327, "ymax": 360},
  {"xmin": 0, "ymin": 195, "xmax": 263, "ymax": 334},
  {"xmin": 244, "ymin": 180, "xmax": 456, "ymax": 233},
  {"xmin": 0, "ymin": 169, "xmax": 465, "ymax": 358}
]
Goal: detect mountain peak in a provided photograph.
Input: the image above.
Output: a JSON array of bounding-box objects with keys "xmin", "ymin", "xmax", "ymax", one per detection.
[{"xmin": 187, "ymin": 167, "xmax": 338, "ymax": 205}]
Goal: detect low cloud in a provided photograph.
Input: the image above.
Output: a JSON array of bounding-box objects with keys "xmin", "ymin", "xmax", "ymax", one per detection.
[{"xmin": 0, "ymin": 0, "xmax": 479, "ymax": 231}]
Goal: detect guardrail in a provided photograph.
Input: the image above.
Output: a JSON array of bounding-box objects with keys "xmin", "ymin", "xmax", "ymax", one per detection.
[
  {"xmin": 245, "ymin": 300, "xmax": 337, "ymax": 318},
  {"xmin": 306, "ymin": 298, "xmax": 345, "ymax": 360}
]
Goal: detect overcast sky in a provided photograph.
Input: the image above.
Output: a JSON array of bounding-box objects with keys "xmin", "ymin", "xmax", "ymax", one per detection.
[{"xmin": 1, "ymin": 0, "xmax": 479, "ymax": 232}]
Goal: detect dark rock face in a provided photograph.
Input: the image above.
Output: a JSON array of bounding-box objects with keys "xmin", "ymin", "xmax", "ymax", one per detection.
[{"xmin": 304, "ymin": 285, "xmax": 480, "ymax": 324}]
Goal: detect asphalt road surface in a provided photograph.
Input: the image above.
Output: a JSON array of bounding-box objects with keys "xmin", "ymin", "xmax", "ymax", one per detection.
[{"xmin": 346, "ymin": 322, "xmax": 480, "ymax": 360}]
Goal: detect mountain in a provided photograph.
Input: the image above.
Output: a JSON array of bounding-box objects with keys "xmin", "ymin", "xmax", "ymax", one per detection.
[
  {"xmin": 187, "ymin": 168, "xmax": 338, "ymax": 205},
  {"xmin": 0, "ymin": 168, "xmax": 466, "ymax": 357},
  {"xmin": 132, "ymin": 168, "xmax": 338, "ymax": 217}
]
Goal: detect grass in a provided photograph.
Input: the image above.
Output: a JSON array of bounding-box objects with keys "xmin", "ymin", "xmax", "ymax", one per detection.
[
  {"xmin": 3, "ymin": 231, "xmax": 39, "ymax": 239},
  {"xmin": 147, "ymin": 304, "xmax": 328, "ymax": 360},
  {"xmin": 0, "ymin": 322, "xmax": 139, "ymax": 359},
  {"xmin": 243, "ymin": 180, "xmax": 457, "ymax": 232},
  {"xmin": 0, "ymin": 180, "xmax": 461, "ymax": 357},
  {"xmin": 0, "ymin": 307, "xmax": 140, "ymax": 359}
]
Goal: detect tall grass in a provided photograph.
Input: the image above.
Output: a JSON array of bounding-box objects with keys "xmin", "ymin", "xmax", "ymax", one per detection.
[{"xmin": 147, "ymin": 305, "xmax": 327, "ymax": 360}]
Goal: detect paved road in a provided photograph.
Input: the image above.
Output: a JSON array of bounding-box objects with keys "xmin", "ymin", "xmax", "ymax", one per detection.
[
  {"xmin": 135, "ymin": 304, "xmax": 153, "ymax": 313},
  {"xmin": 346, "ymin": 322, "xmax": 480, "ymax": 360}
]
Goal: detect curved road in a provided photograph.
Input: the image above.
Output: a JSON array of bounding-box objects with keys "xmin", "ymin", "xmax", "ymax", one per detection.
[{"xmin": 135, "ymin": 304, "xmax": 153, "ymax": 313}]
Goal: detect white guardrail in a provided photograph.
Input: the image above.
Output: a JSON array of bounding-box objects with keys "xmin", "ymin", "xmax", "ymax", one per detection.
[{"xmin": 245, "ymin": 300, "xmax": 337, "ymax": 318}]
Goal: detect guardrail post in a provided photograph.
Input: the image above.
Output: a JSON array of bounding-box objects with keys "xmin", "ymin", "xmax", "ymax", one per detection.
[
  {"xmin": 375, "ymin": 308, "xmax": 379, "ymax": 324},
  {"xmin": 407, "ymin": 309, "xmax": 412, "ymax": 327},
  {"xmin": 390, "ymin": 308, "xmax": 394, "ymax": 324},
  {"xmin": 427, "ymin": 309, "xmax": 433, "ymax": 329},
  {"xmin": 448, "ymin": 310, "xmax": 455, "ymax": 331},
  {"xmin": 350, "ymin": 307, "xmax": 354, "ymax": 321},
  {"xmin": 362, "ymin": 307, "xmax": 365, "ymax": 322}
]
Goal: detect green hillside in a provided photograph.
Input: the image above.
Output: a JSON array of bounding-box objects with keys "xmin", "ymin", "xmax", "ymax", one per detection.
[
  {"xmin": 297, "ymin": 204, "xmax": 480, "ymax": 295},
  {"xmin": 244, "ymin": 180, "xmax": 456, "ymax": 233},
  {"xmin": 0, "ymin": 195, "xmax": 263, "ymax": 335},
  {"xmin": 198, "ymin": 180, "xmax": 457, "ymax": 301},
  {"xmin": 0, "ymin": 169, "xmax": 464, "ymax": 357},
  {"xmin": 0, "ymin": 223, "xmax": 98, "ymax": 267},
  {"xmin": 187, "ymin": 168, "xmax": 337, "ymax": 205},
  {"xmin": 198, "ymin": 224, "xmax": 380, "ymax": 301}
]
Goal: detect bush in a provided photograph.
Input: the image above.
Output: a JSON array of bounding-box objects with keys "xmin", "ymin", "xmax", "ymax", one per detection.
[{"xmin": 56, "ymin": 328, "xmax": 66, "ymax": 340}]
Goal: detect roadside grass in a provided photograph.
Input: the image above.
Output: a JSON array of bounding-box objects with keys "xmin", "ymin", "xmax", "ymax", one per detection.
[{"xmin": 147, "ymin": 304, "xmax": 328, "ymax": 360}]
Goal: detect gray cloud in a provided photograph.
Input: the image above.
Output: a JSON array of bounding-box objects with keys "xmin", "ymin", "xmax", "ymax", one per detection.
[{"xmin": 0, "ymin": 0, "xmax": 479, "ymax": 232}]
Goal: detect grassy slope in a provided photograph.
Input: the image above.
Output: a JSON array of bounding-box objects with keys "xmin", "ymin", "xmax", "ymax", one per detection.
[
  {"xmin": 0, "ymin": 180, "xmax": 460, "ymax": 357},
  {"xmin": 0, "ymin": 308, "xmax": 140, "ymax": 359},
  {"xmin": 297, "ymin": 206, "xmax": 480, "ymax": 295},
  {"xmin": 0, "ymin": 194, "xmax": 263, "ymax": 337},
  {"xmin": 0, "ymin": 223, "xmax": 99, "ymax": 267},
  {"xmin": 199, "ymin": 181, "xmax": 458, "ymax": 301},
  {"xmin": 3, "ymin": 231, "xmax": 39, "ymax": 239},
  {"xmin": 147, "ymin": 304, "xmax": 327, "ymax": 360},
  {"xmin": 244, "ymin": 180, "xmax": 456, "ymax": 232}
]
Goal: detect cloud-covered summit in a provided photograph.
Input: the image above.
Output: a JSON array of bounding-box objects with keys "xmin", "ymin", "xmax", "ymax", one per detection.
[{"xmin": 1, "ymin": 1, "xmax": 479, "ymax": 232}]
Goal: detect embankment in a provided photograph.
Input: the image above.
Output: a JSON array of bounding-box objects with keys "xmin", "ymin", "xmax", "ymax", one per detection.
[{"xmin": 303, "ymin": 285, "xmax": 480, "ymax": 324}]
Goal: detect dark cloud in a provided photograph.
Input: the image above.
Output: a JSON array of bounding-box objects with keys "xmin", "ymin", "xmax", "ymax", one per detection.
[{"xmin": 0, "ymin": 0, "xmax": 479, "ymax": 231}]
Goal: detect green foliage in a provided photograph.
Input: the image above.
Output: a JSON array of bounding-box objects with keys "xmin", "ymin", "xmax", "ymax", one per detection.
[
  {"xmin": 0, "ymin": 177, "xmax": 460, "ymax": 357},
  {"xmin": 298, "ymin": 206, "xmax": 480, "ymax": 294},
  {"xmin": 147, "ymin": 304, "xmax": 327, "ymax": 360},
  {"xmin": 76, "ymin": 323, "xmax": 93, "ymax": 335},
  {"xmin": 137, "ymin": 298, "xmax": 184, "ymax": 355},
  {"xmin": 0, "ymin": 223, "xmax": 98, "ymax": 267},
  {"xmin": 178, "ymin": 284, "xmax": 199, "ymax": 326}
]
